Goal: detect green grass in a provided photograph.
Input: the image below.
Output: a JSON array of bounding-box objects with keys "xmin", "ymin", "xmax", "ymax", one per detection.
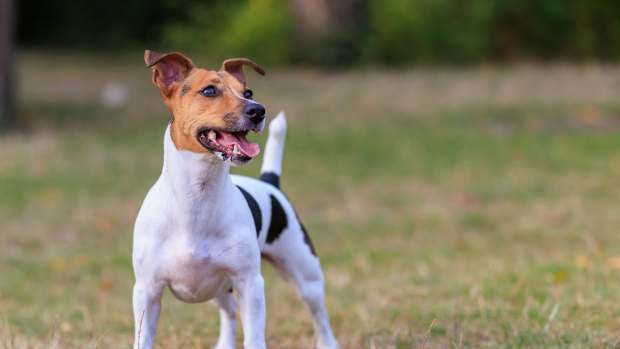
[{"xmin": 3, "ymin": 52, "xmax": 620, "ymax": 348}]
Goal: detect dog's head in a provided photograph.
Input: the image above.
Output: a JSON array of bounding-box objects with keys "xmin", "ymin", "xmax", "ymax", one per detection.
[{"xmin": 145, "ymin": 50, "xmax": 266, "ymax": 165}]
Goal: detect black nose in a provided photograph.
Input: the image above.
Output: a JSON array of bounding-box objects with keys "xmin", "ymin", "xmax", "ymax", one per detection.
[{"xmin": 244, "ymin": 102, "xmax": 266, "ymax": 123}]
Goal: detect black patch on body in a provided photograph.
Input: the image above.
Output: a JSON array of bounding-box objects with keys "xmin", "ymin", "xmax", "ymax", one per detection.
[
  {"xmin": 298, "ymin": 219, "xmax": 317, "ymax": 256},
  {"xmin": 266, "ymin": 194, "xmax": 288, "ymax": 244},
  {"xmin": 259, "ymin": 171, "xmax": 280, "ymax": 188},
  {"xmin": 236, "ymin": 185, "xmax": 262, "ymax": 237}
]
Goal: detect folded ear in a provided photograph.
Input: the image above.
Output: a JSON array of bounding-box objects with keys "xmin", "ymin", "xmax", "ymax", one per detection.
[
  {"xmin": 144, "ymin": 50, "xmax": 195, "ymax": 96},
  {"xmin": 221, "ymin": 58, "xmax": 265, "ymax": 85}
]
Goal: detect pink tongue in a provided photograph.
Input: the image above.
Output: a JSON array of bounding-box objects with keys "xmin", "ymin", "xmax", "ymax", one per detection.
[{"xmin": 218, "ymin": 132, "xmax": 260, "ymax": 157}]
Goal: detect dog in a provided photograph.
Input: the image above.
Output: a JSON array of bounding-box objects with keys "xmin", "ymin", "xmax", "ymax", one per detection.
[{"xmin": 132, "ymin": 50, "xmax": 340, "ymax": 349}]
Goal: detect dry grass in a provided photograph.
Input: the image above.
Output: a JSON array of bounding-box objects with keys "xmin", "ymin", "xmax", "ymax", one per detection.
[{"xmin": 2, "ymin": 52, "xmax": 620, "ymax": 348}]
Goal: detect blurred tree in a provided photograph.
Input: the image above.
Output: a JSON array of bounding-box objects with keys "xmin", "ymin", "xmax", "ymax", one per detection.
[
  {"xmin": 163, "ymin": 0, "xmax": 293, "ymax": 65},
  {"xmin": 17, "ymin": 0, "xmax": 196, "ymax": 49},
  {"xmin": 288, "ymin": 0, "xmax": 365, "ymax": 66},
  {"xmin": 13, "ymin": 0, "xmax": 620, "ymax": 65},
  {"xmin": 288, "ymin": 0, "xmax": 330, "ymax": 43},
  {"xmin": 0, "ymin": 0, "xmax": 15, "ymax": 130}
]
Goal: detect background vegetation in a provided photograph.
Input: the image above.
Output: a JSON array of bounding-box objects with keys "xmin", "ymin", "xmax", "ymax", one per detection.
[
  {"xmin": 3, "ymin": 1, "xmax": 620, "ymax": 348},
  {"xmin": 17, "ymin": 0, "xmax": 620, "ymax": 66},
  {"xmin": 3, "ymin": 52, "xmax": 620, "ymax": 349}
]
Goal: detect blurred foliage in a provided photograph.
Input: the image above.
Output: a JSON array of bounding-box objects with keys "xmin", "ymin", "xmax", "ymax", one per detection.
[
  {"xmin": 162, "ymin": 0, "xmax": 292, "ymax": 65},
  {"xmin": 366, "ymin": 0, "xmax": 493, "ymax": 64},
  {"xmin": 17, "ymin": 0, "xmax": 620, "ymax": 66},
  {"xmin": 18, "ymin": 0, "xmax": 177, "ymax": 48}
]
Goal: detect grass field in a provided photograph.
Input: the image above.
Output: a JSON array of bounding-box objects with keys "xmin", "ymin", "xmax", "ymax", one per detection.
[{"xmin": 3, "ymin": 53, "xmax": 620, "ymax": 348}]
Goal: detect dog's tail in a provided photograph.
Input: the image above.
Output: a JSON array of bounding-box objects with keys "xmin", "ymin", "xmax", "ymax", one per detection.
[{"xmin": 260, "ymin": 111, "xmax": 287, "ymax": 188}]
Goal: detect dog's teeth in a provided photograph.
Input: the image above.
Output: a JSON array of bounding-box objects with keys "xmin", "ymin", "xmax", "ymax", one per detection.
[
  {"xmin": 208, "ymin": 130, "xmax": 217, "ymax": 141},
  {"xmin": 233, "ymin": 144, "xmax": 241, "ymax": 155}
]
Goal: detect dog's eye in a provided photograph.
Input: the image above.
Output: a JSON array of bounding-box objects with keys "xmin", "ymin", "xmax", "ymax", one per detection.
[
  {"xmin": 201, "ymin": 85, "xmax": 219, "ymax": 97},
  {"xmin": 243, "ymin": 89, "xmax": 253, "ymax": 99}
]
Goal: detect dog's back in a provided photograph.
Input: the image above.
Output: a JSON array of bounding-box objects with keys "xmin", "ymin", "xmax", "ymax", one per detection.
[{"xmin": 232, "ymin": 112, "xmax": 317, "ymax": 258}]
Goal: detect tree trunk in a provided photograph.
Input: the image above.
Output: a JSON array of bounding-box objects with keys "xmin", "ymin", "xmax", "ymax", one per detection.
[
  {"xmin": 0, "ymin": 0, "xmax": 15, "ymax": 130},
  {"xmin": 287, "ymin": 0, "xmax": 361, "ymax": 65},
  {"xmin": 288, "ymin": 0, "xmax": 330, "ymax": 46}
]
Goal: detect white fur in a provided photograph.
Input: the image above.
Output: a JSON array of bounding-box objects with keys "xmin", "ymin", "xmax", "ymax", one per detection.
[
  {"xmin": 260, "ymin": 112, "xmax": 286, "ymax": 176},
  {"xmin": 132, "ymin": 114, "xmax": 339, "ymax": 349}
]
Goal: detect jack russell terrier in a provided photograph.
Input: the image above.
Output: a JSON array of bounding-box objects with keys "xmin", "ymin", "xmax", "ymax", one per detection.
[{"xmin": 132, "ymin": 50, "xmax": 340, "ymax": 349}]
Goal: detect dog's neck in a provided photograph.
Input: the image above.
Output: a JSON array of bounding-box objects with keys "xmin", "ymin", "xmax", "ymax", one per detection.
[{"xmin": 162, "ymin": 125, "xmax": 231, "ymax": 230}]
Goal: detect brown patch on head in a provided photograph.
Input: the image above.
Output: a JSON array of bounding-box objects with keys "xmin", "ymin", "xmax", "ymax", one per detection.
[{"xmin": 144, "ymin": 50, "xmax": 266, "ymax": 154}]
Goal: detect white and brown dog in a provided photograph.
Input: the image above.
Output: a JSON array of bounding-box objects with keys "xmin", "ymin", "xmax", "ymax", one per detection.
[{"xmin": 132, "ymin": 50, "xmax": 340, "ymax": 349}]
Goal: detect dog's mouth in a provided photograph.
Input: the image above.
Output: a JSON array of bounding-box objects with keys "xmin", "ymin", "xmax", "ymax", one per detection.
[{"xmin": 197, "ymin": 128, "xmax": 260, "ymax": 162}]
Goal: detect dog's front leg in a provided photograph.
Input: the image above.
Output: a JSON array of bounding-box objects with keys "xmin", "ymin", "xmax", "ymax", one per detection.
[
  {"xmin": 235, "ymin": 274, "xmax": 267, "ymax": 349},
  {"xmin": 133, "ymin": 280, "xmax": 164, "ymax": 349}
]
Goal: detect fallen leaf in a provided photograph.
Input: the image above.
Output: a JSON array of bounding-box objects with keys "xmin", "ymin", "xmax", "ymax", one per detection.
[
  {"xmin": 60, "ymin": 322, "xmax": 72, "ymax": 333},
  {"xmin": 553, "ymin": 270, "xmax": 568, "ymax": 284},
  {"xmin": 606, "ymin": 257, "xmax": 620, "ymax": 269},
  {"xmin": 576, "ymin": 255, "xmax": 590, "ymax": 269}
]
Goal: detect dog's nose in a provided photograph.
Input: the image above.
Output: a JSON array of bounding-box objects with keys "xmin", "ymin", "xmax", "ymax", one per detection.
[{"xmin": 244, "ymin": 102, "xmax": 266, "ymax": 123}]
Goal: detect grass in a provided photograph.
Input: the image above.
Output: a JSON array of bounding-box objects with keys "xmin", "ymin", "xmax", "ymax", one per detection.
[{"xmin": 2, "ymin": 52, "xmax": 620, "ymax": 347}]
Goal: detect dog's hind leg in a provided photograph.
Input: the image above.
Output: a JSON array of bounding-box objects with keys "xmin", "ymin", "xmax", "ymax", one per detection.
[
  {"xmin": 291, "ymin": 259, "xmax": 340, "ymax": 349},
  {"xmin": 213, "ymin": 290, "xmax": 237, "ymax": 349},
  {"xmin": 264, "ymin": 229, "xmax": 340, "ymax": 349}
]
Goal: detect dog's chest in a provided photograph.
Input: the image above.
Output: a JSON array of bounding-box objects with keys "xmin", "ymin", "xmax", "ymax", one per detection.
[{"xmin": 162, "ymin": 237, "xmax": 230, "ymax": 303}]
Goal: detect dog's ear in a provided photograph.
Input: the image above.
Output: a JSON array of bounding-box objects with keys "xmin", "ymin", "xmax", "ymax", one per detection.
[
  {"xmin": 144, "ymin": 50, "xmax": 195, "ymax": 96},
  {"xmin": 221, "ymin": 58, "xmax": 265, "ymax": 85}
]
